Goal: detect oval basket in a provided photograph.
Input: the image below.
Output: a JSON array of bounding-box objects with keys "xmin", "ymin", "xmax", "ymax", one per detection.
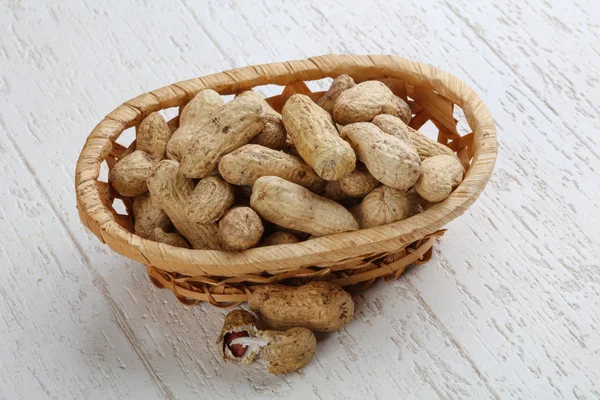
[{"xmin": 75, "ymin": 54, "xmax": 497, "ymax": 307}]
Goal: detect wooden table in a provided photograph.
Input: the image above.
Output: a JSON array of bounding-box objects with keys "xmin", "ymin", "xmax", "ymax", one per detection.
[{"xmin": 1, "ymin": 1, "xmax": 598, "ymax": 398}]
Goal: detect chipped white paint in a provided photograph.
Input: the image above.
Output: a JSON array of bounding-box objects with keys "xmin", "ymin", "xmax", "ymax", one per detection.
[{"xmin": 1, "ymin": 0, "xmax": 599, "ymax": 399}]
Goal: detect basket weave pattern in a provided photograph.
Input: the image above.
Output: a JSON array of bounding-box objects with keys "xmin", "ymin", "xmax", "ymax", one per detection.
[{"xmin": 75, "ymin": 55, "xmax": 497, "ymax": 307}]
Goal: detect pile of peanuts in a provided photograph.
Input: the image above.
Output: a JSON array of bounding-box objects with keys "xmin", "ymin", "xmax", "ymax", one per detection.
[{"xmin": 109, "ymin": 75, "xmax": 464, "ymax": 251}]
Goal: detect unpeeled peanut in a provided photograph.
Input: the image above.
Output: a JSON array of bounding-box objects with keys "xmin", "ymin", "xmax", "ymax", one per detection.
[
  {"xmin": 250, "ymin": 176, "xmax": 359, "ymax": 236},
  {"xmin": 351, "ymin": 186, "xmax": 417, "ymax": 229},
  {"xmin": 341, "ymin": 122, "xmax": 421, "ymax": 191},
  {"xmin": 316, "ymin": 74, "xmax": 356, "ymax": 114},
  {"xmin": 322, "ymin": 180, "xmax": 350, "ymax": 203},
  {"xmin": 218, "ymin": 144, "xmax": 325, "ymax": 193},
  {"xmin": 147, "ymin": 160, "xmax": 220, "ymax": 249},
  {"xmin": 371, "ymin": 114, "xmax": 411, "ymax": 143},
  {"xmin": 372, "ymin": 114, "xmax": 454, "ymax": 160},
  {"xmin": 166, "ymin": 89, "xmax": 224, "ymax": 162},
  {"xmin": 185, "ymin": 176, "xmax": 234, "ymax": 224},
  {"xmin": 333, "ymin": 81, "xmax": 411, "ymax": 125},
  {"xmin": 338, "ymin": 163, "xmax": 380, "ymax": 197},
  {"xmin": 110, "ymin": 112, "xmax": 171, "ymax": 197},
  {"xmin": 218, "ymin": 207, "xmax": 264, "ymax": 250},
  {"xmin": 414, "ymin": 155, "xmax": 465, "ymax": 202},
  {"xmin": 132, "ymin": 193, "xmax": 170, "ymax": 239},
  {"xmin": 282, "ymin": 94, "xmax": 356, "ymax": 181},
  {"xmin": 180, "ymin": 96, "xmax": 265, "ymax": 178},
  {"xmin": 238, "ymin": 91, "xmax": 287, "ymax": 150},
  {"xmin": 248, "ymin": 282, "xmax": 354, "ymax": 332}
]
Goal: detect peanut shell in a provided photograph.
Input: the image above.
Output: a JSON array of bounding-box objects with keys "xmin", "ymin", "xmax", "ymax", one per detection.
[
  {"xmin": 186, "ymin": 176, "xmax": 234, "ymax": 224},
  {"xmin": 316, "ymin": 74, "xmax": 356, "ymax": 114},
  {"xmin": 371, "ymin": 114, "xmax": 411, "ymax": 143},
  {"xmin": 259, "ymin": 328, "xmax": 316, "ymax": 374},
  {"xmin": 180, "ymin": 97, "xmax": 265, "ymax": 178},
  {"xmin": 333, "ymin": 81, "xmax": 410, "ymax": 124},
  {"xmin": 147, "ymin": 160, "xmax": 220, "ymax": 249},
  {"xmin": 250, "ymin": 176, "xmax": 359, "ymax": 236},
  {"xmin": 414, "ymin": 155, "xmax": 465, "ymax": 202},
  {"xmin": 341, "ymin": 122, "xmax": 421, "ymax": 191},
  {"xmin": 133, "ymin": 193, "xmax": 170, "ymax": 239},
  {"xmin": 372, "ymin": 114, "xmax": 454, "ymax": 160},
  {"xmin": 166, "ymin": 89, "xmax": 224, "ymax": 162},
  {"xmin": 338, "ymin": 164, "xmax": 380, "ymax": 197},
  {"xmin": 218, "ymin": 207, "xmax": 264, "ymax": 251},
  {"xmin": 136, "ymin": 112, "xmax": 171, "ymax": 160},
  {"xmin": 282, "ymin": 94, "xmax": 356, "ymax": 181},
  {"xmin": 238, "ymin": 91, "xmax": 287, "ymax": 150},
  {"xmin": 248, "ymin": 282, "xmax": 354, "ymax": 332},
  {"xmin": 110, "ymin": 112, "xmax": 171, "ymax": 197},
  {"xmin": 109, "ymin": 150, "xmax": 154, "ymax": 197},
  {"xmin": 218, "ymin": 310, "xmax": 261, "ymax": 364},
  {"xmin": 322, "ymin": 180, "xmax": 350, "ymax": 203},
  {"xmin": 218, "ymin": 144, "xmax": 325, "ymax": 193},
  {"xmin": 351, "ymin": 186, "xmax": 415, "ymax": 229}
]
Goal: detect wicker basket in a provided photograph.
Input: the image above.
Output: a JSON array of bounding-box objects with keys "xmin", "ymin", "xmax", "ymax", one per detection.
[{"xmin": 75, "ymin": 54, "xmax": 497, "ymax": 307}]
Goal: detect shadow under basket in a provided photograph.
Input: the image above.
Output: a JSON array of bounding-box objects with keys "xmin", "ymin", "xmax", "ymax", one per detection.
[{"xmin": 75, "ymin": 54, "xmax": 498, "ymax": 307}]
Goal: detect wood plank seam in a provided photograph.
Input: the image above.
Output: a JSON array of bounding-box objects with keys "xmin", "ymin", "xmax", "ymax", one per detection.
[{"xmin": 0, "ymin": 123, "xmax": 174, "ymax": 399}]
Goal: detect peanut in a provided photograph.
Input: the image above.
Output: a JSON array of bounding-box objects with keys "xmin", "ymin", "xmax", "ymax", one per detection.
[
  {"xmin": 136, "ymin": 112, "xmax": 173, "ymax": 159},
  {"xmin": 248, "ymin": 282, "xmax": 354, "ymax": 332},
  {"xmin": 185, "ymin": 176, "xmax": 234, "ymax": 224},
  {"xmin": 259, "ymin": 328, "xmax": 316, "ymax": 374},
  {"xmin": 110, "ymin": 112, "xmax": 170, "ymax": 197},
  {"xmin": 147, "ymin": 160, "xmax": 220, "ymax": 249},
  {"xmin": 151, "ymin": 227, "xmax": 191, "ymax": 248},
  {"xmin": 218, "ymin": 310, "xmax": 261, "ymax": 364},
  {"xmin": 259, "ymin": 231, "xmax": 300, "ymax": 246},
  {"xmin": 218, "ymin": 207, "xmax": 264, "ymax": 251},
  {"xmin": 316, "ymin": 74, "xmax": 356, "ymax": 114},
  {"xmin": 110, "ymin": 151, "xmax": 154, "ymax": 197},
  {"xmin": 218, "ymin": 144, "xmax": 325, "ymax": 193},
  {"xmin": 414, "ymin": 155, "xmax": 465, "ymax": 202},
  {"xmin": 132, "ymin": 193, "xmax": 170, "ymax": 239},
  {"xmin": 351, "ymin": 186, "xmax": 416, "ymax": 229},
  {"xmin": 238, "ymin": 91, "xmax": 287, "ymax": 150},
  {"xmin": 338, "ymin": 163, "xmax": 380, "ymax": 197},
  {"xmin": 341, "ymin": 122, "xmax": 421, "ymax": 191},
  {"xmin": 333, "ymin": 81, "xmax": 410, "ymax": 125},
  {"xmin": 179, "ymin": 97, "xmax": 265, "ymax": 178},
  {"xmin": 250, "ymin": 176, "xmax": 359, "ymax": 236},
  {"xmin": 219, "ymin": 310, "xmax": 316, "ymax": 374},
  {"xmin": 166, "ymin": 89, "xmax": 224, "ymax": 162},
  {"xmin": 372, "ymin": 114, "xmax": 454, "ymax": 160},
  {"xmin": 282, "ymin": 94, "xmax": 356, "ymax": 181}
]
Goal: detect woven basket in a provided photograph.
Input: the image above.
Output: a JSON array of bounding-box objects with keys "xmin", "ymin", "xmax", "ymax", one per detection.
[{"xmin": 75, "ymin": 54, "xmax": 497, "ymax": 307}]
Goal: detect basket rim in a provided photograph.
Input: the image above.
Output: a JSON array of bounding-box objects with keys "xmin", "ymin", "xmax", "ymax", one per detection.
[{"xmin": 75, "ymin": 54, "xmax": 498, "ymax": 276}]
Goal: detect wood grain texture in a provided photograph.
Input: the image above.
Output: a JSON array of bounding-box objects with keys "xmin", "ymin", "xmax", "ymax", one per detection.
[{"xmin": 1, "ymin": 0, "xmax": 598, "ymax": 399}]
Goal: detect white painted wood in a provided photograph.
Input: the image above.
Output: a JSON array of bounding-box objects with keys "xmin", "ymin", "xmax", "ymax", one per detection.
[{"xmin": 1, "ymin": 0, "xmax": 598, "ymax": 399}]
